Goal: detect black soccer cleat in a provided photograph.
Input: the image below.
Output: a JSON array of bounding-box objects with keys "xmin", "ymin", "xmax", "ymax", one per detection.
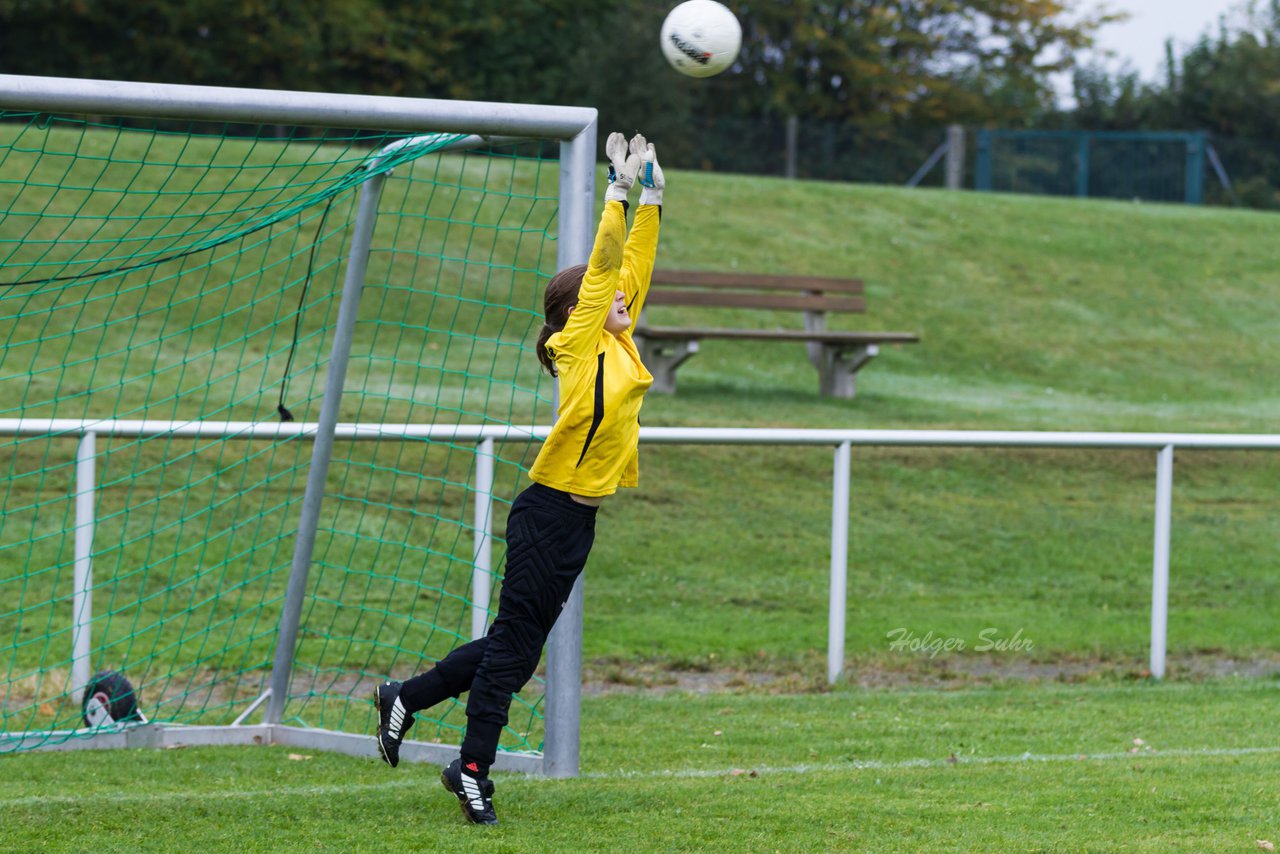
[
  {"xmin": 372, "ymin": 681, "xmax": 414, "ymax": 768},
  {"xmin": 441, "ymin": 758, "xmax": 498, "ymax": 825}
]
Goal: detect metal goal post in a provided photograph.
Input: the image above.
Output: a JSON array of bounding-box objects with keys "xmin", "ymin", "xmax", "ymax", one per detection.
[{"xmin": 0, "ymin": 73, "xmax": 598, "ymax": 777}]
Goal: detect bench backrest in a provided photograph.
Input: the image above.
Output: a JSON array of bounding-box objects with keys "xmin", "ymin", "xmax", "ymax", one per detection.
[{"xmin": 645, "ymin": 269, "xmax": 866, "ymax": 313}]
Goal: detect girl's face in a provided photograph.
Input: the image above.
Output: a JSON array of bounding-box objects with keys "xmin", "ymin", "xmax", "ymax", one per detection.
[{"xmin": 603, "ymin": 290, "xmax": 630, "ymax": 334}]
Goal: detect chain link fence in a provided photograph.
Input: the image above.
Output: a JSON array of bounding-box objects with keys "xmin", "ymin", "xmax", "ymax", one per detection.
[{"xmin": 670, "ymin": 115, "xmax": 1280, "ymax": 209}]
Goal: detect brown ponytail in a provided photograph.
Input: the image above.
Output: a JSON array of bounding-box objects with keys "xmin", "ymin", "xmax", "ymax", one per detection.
[{"xmin": 536, "ymin": 264, "xmax": 587, "ymax": 377}]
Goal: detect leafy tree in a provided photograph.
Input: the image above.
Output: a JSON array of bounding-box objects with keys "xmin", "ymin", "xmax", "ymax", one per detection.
[
  {"xmin": 1066, "ymin": 63, "xmax": 1158, "ymax": 130},
  {"xmin": 726, "ymin": 1, "xmax": 1111, "ymax": 125},
  {"xmin": 0, "ymin": 0, "xmax": 1122, "ymax": 182},
  {"xmin": 1166, "ymin": 6, "xmax": 1280, "ymax": 139},
  {"xmin": 1, "ymin": 0, "xmax": 1105, "ymax": 125}
]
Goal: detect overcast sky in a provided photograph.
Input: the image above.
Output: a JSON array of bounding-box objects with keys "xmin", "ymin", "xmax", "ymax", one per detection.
[{"xmin": 1081, "ymin": 0, "xmax": 1247, "ymax": 80}]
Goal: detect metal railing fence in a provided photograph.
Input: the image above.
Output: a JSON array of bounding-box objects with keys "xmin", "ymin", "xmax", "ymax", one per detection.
[{"xmin": 11, "ymin": 418, "xmax": 1277, "ymax": 698}]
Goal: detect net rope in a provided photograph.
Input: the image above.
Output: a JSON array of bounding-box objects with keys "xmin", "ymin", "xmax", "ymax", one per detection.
[{"xmin": 0, "ymin": 111, "xmax": 558, "ymax": 756}]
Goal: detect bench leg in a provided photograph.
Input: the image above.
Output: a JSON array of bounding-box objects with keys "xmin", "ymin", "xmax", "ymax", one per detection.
[
  {"xmin": 635, "ymin": 336, "xmax": 699, "ymax": 394},
  {"xmin": 812, "ymin": 343, "xmax": 879, "ymax": 399}
]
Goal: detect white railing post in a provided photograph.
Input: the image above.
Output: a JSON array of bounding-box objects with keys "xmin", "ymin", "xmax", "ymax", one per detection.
[
  {"xmin": 72, "ymin": 430, "xmax": 96, "ymax": 698},
  {"xmin": 1150, "ymin": 444, "xmax": 1174, "ymax": 679},
  {"xmin": 828, "ymin": 440, "xmax": 852, "ymax": 684},
  {"xmin": 471, "ymin": 438, "xmax": 495, "ymax": 641}
]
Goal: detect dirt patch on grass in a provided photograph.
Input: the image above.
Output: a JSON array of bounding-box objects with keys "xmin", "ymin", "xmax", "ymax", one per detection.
[{"xmin": 581, "ymin": 651, "xmax": 1280, "ymax": 696}]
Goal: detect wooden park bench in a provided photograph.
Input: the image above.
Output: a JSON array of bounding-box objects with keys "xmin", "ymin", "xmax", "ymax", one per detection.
[{"xmin": 633, "ymin": 269, "xmax": 919, "ymax": 398}]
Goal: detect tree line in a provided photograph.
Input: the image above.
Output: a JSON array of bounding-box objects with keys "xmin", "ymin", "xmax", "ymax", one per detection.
[{"xmin": 2, "ymin": 0, "xmax": 1278, "ymax": 204}]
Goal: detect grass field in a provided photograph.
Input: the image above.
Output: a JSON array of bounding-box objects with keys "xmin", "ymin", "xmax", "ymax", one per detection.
[
  {"xmin": 2, "ymin": 124, "xmax": 1279, "ymax": 850},
  {"xmin": 2, "ymin": 679, "xmax": 1278, "ymax": 851}
]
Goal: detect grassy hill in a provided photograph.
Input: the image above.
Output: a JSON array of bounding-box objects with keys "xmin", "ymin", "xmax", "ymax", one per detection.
[
  {"xmin": 645, "ymin": 173, "xmax": 1280, "ymax": 432},
  {"xmin": 591, "ymin": 169, "xmax": 1280, "ymax": 680}
]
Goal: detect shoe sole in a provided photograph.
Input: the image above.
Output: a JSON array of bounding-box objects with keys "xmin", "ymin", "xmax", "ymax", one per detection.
[
  {"xmin": 372, "ymin": 687, "xmax": 396, "ymax": 768},
  {"xmin": 441, "ymin": 769, "xmax": 497, "ymax": 825}
]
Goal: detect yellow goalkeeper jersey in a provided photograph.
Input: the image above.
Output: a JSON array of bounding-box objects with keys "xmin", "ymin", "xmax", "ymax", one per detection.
[{"xmin": 529, "ymin": 201, "xmax": 659, "ymax": 497}]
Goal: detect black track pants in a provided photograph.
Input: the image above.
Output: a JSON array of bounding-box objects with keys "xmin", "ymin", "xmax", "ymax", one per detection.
[{"xmin": 398, "ymin": 482, "xmax": 597, "ymax": 772}]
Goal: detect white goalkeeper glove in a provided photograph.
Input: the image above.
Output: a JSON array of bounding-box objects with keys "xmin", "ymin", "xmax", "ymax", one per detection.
[
  {"xmin": 604, "ymin": 131, "xmax": 640, "ymax": 203},
  {"xmin": 631, "ymin": 133, "xmax": 665, "ymax": 206}
]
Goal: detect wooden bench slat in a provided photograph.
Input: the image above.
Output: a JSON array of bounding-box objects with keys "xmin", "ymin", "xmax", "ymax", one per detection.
[
  {"xmin": 652, "ymin": 269, "xmax": 863, "ymax": 293},
  {"xmin": 645, "ymin": 291, "xmax": 867, "ymax": 312},
  {"xmin": 635, "ymin": 325, "xmax": 919, "ymax": 344}
]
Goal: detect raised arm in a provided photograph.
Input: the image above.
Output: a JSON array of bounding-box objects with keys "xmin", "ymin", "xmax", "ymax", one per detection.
[
  {"xmin": 553, "ymin": 133, "xmax": 639, "ymax": 357},
  {"xmin": 620, "ymin": 136, "xmax": 664, "ymax": 331}
]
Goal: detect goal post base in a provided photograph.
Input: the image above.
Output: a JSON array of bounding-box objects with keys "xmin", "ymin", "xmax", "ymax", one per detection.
[{"xmin": 0, "ymin": 723, "xmax": 545, "ymax": 773}]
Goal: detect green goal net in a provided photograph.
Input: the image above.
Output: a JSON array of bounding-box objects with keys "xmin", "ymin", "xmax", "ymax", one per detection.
[{"xmin": 0, "ymin": 106, "xmax": 565, "ymax": 760}]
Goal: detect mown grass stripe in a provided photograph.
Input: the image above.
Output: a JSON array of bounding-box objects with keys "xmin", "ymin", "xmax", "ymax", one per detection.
[{"xmin": 4, "ymin": 744, "xmax": 1277, "ymax": 809}]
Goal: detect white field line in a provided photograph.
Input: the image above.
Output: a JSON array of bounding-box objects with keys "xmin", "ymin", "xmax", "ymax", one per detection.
[
  {"xmin": 583, "ymin": 744, "xmax": 1280, "ymax": 780},
  {"xmin": 2, "ymin": 744, "xmax": 1279, "ymax": 809}
]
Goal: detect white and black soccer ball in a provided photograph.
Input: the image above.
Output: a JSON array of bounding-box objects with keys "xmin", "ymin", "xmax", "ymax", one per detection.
[{"xmin": 660, "ymin": 0, "xmax": 742, "ymax": 78}]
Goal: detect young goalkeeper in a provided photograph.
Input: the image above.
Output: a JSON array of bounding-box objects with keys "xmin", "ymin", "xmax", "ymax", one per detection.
[{"xmin": 372, "ymin": 131, "xmax": 664, "ymax": 826}]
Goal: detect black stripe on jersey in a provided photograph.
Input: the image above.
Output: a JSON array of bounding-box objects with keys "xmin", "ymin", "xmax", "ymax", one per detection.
[{"xmin": 575, "ymin": 352, "xmax": 606, "ymax": 468}]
